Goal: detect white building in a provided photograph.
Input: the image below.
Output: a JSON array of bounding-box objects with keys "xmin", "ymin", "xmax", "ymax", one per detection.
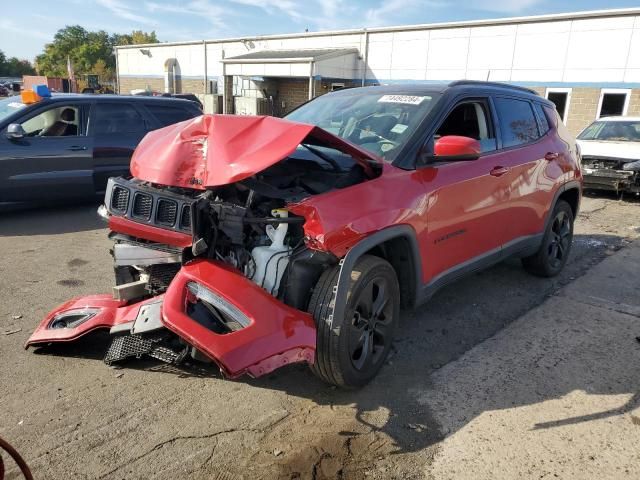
[{"xmin": 116, "ymin": 7, "xmax": 640, "ymax": 135}]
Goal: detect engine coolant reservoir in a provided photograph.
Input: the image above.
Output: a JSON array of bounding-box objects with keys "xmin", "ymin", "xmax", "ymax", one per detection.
[{"xmin": 251, "ymin": 209, "xmax": 291, "ymax": 295}]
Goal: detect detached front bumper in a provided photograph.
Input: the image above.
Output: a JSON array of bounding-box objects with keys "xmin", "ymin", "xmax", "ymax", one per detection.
[
  {"xmin": 26, "ymin": 260, "xmax": 316, "ymax": 379},
  {"xmin": 162, "ymin": 260, "xmax": 316, "ymax": 378},
  {"xmin": 582, "ymin": 168, "xmax": 640, "ymax": 193}
]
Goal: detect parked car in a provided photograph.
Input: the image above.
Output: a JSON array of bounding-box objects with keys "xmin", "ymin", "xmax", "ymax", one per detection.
[
  {"xmin": 160, "ymin": 93, "xmax": 204, "ymax": 110},
  {"xmin": 27, "ymin": 81, "xmax": 582, "ymax": 388},
  {"xmin": 577, "ymin": 116, "xmax": 640, "ymax": 194},
  {"xmin": 0, "ymin": 91, "xmax": 202, "ymax": 211}
]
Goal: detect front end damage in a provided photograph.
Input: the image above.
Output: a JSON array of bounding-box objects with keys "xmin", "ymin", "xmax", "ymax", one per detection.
[
  {"xmin": 581, "ymin": 156, "xmax": 640, "ymax": 194},
  {"xmin": 26, "ymin": 114, "xmax": 382, "ymax": 378}
]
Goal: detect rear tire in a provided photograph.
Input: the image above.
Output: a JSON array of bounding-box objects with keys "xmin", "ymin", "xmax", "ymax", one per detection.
[
  {"xmin": 308, "ymin": 255, "xmax": 400, "ymax": 388},
  {"xmin": 522, "ymin": 199, "xmax": 574, "ymax": 277}
]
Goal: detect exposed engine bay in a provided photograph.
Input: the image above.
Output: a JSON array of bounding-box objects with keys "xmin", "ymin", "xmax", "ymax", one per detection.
[{"xmin": 110, "ymin": 149, "xmax": 374, "ymax": 305}]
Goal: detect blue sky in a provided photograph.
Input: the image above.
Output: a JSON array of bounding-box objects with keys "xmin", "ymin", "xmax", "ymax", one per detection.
[{"xmin": 3, "ymin": 0, "xmax": 640, "ymax": 61}]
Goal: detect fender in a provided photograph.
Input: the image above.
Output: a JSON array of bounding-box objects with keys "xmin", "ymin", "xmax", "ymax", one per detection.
[
  {"xmin": 329, "ymin": 225, "xmax": 422, "ymax": 328},
  {"xmin": 543, "ymin": 180, "xmax": 582, "ymax": 233}
]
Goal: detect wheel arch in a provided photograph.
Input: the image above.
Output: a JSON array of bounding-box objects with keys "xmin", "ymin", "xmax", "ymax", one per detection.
[
  {"xmin": 558, "ymin": 184, "xmax": 581, "ymax": 218},
  {"xmin": 545, "ymin": 180, "xmax": 582, "ymax": 232},
  {"xmin": 330, "ymin": 225, "xmax": 422, "ymax": 327}
]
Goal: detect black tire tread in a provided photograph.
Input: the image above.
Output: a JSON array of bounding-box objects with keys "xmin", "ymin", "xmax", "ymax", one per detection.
[
  {"xmin": 308, "ymin": 255, "xmax": 398, "ymax": 387},
  {"xmin": 522, "ymin": 199, "xmax": 574, "ymax": 277}
]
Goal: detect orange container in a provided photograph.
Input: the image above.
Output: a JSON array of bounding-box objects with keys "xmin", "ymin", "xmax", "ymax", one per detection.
[{"xmin": 21, "ymin": 90, "xmax": 41, "ymax": 104}]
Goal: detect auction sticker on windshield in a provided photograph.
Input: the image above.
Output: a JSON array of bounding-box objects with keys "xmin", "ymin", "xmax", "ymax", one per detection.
[{"xmin": 378, "ymin": 95, "xmax": 430, "ymax": 105}]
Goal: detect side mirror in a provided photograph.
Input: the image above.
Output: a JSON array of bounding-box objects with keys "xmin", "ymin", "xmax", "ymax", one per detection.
[
  {"xmin": 6, "ymin": 123, "xmax": 26, "ymax": 140},
  {"xmin": 434, "ymin": 135, "xmax": 481, "ymax": 161}
]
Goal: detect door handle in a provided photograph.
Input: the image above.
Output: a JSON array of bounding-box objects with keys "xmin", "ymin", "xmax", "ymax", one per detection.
[
  {"xmin": 489, "ymin": 166, "xmax": 509, "ymax": 177},
  {"xmin": 67, "ymin": 145, "xmax": 87, "ymax": 151},
  {"xmin": 544, "ymin": 152, "xmax": 559, "ymax": 161}
]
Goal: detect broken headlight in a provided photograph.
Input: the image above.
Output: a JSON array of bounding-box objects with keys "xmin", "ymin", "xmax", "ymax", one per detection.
[
  {"xmin": 49, "ymin": 308, "xmax": 101, "ymax": 329},
  {"xmin": 622, "ymin": 160, "xmax": 640, "ymax": 171},
  {"xmin": 186, "ymin": 282, "xmax": 250, "ymax": 329}
]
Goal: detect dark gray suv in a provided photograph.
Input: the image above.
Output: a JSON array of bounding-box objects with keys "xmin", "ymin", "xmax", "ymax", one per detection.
[{"xmin": 0, "ymin": 94, "xmax": 202, "ymax": 211}]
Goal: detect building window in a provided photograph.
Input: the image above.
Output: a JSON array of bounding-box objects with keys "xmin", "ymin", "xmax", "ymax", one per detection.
[
  {"xmin": 545, "ymin": 88, "xmax": 571, "ymax": 124},
  {"xmin": 597, "ymin": 89, "xmax": 631, "ymax": 118}
]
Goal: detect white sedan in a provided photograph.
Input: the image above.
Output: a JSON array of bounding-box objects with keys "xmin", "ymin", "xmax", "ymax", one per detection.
[{"xmin": 577, "ymin": 116, "xmax": 640, "ymax": 194}]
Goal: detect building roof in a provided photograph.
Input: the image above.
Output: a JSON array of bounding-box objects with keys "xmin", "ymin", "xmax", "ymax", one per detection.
[{"xmin": 116, "ymin": 8, "xmax": 640, "ymax": 50}]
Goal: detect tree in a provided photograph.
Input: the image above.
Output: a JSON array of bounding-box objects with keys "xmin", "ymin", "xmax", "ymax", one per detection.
[
  {"xmin": 116, "ymin": 30, "xmax": 159, "ymax": 46},
  {"xmin": 34, "ymin": 26, "xmax": 159, "ymax": 82},
  {"xmin": 0, "ymin": 50, "xmax": 36, "ymax": 77}
]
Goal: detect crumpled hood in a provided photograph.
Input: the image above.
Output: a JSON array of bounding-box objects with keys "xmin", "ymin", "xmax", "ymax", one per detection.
[{"xmin": 131, "ymin": 114, "xmax": 377, "ymax": 189}]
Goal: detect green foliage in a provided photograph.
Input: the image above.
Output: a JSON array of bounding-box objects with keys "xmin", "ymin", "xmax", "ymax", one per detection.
[
  {"xmin": 0, "ymin": 50, "xmax": 36, "ymax": 77},
  {"xmin": 34, "ymin": 26, "xmax": 159, "ymax": 81}
]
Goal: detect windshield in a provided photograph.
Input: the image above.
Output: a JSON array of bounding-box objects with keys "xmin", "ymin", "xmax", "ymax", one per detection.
[
  {"xmin": 0, "ymin": 96, "xmax": 26, "ymax": 123},
  {"xmin": 578, "ymin": 120, "xmax": 640, "ymax": 142},
  {"xmin": 286, "ymin": 90, "xmax": 439, "ymax": 161}
]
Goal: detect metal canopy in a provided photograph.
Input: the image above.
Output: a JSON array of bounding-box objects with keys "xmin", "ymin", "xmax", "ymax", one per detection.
[{"xmin": 222, "ymin": 48, "xmax": 358, "ymax": 64}]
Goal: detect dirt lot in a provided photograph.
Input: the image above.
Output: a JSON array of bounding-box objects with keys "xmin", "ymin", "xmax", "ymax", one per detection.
[{"xmin": 1, "ymin": 192, "xmax": 639, "ymax": 479}]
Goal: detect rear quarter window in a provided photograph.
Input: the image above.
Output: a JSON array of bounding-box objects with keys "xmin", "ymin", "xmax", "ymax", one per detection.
[
  {"xmin": 494, "ymin": 97, "xmax": 540, "ymax": 148},
  {"xmin": 533, "ymin": 103, "xmax": 550, "ymax": 135},
  {"xmin": 146, "ymin": 103, "xmax": 199, "ymax": 127}
]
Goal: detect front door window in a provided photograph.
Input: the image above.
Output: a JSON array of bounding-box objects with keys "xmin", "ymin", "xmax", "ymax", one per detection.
[{"xmin": 20, "ymin": 105, "xmax": 82, "ymax": 137}]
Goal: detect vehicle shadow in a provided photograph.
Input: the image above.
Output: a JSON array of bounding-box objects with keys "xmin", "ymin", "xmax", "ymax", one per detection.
[
  {"xmin": 0, "ymin": 202, "xmax": 105, "ymax": 237},
  {"xmin": 243, "ymin": 232, "xmax": 638, "ymax": 475},
  {"xmin": 583, "ymin": 188, "xmax": 640, "ymax": 204}
]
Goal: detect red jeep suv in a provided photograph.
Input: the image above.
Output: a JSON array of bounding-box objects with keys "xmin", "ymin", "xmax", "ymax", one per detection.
[{"xmin": 27, "ymin": 81, "xmax": 582, "ymax": 388}]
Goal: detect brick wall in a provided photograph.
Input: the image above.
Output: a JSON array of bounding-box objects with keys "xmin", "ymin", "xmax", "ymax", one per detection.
[
  {"xmin": 564, "ymin": 88, "xmax": 600, "ymax": 136},
  {"xmin": 180, "ymin": 78, "xmax": 205, "ymax": 94},
  {"xmin": 532, "ymin": 87, "xmax": 640, "ymax": 137},
  {"xmin": 626, "ymin": 89, "xmax": 640, "ymax": 117},
  {"xmin": 275, "ymin": 79, "xmax": 309, "ymax": 115},
  {"xmin": 118, "ymin": 76, "xmax": 205, "ymax": 94},
  {"xmin": 118, "ymin": 77, "xmax": 163, "ymax": 94},
  {"xmin": 528, "ymin": 86, "xmax": 546, "ymax": 97}
]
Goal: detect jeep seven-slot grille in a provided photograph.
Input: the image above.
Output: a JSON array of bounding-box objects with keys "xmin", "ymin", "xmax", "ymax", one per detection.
[
  {"xmin": 180, "ymin": 205, "xmax": 192, "ymax": 230},
  {"xmin": 105, "ymin": 178, "xmax": 193, "ymax": 234},
  {"xmin": 156, "ymin": 199, "xmax": 178, "ymax": 226},
  {"xmin": 132, "ymin": 193, "xmax": 153, "ymax": 220},
  {"xmin": 111, "ymin": 186, "xmax": 130, "ymax": 212}
]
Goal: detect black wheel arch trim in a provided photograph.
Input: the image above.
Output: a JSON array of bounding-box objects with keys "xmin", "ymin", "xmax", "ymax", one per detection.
[
  {"xmin": 328, "ymin": 225, "xmax": 423, "ymax": 328},
  {"xmin": 544, "ymin": 180, "xmax": 582, "ymax": 233}
]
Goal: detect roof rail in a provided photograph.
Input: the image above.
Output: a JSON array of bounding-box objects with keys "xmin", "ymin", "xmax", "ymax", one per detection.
[{"xmin": 448, "ymin": 80, "xmax": 538, "ymax": 95}]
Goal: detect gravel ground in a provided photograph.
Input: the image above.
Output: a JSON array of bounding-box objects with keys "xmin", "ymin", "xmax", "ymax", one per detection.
[{"xmin": 0, "ymin": 192, "xmax": 639, "ymax": 479}]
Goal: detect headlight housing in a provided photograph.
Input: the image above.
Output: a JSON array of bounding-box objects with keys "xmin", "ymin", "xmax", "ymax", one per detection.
[
  {"xmin": 622, "ymin": 160, "xmax": 640, "ymax": 171},
  {"xmin": 49, "ymin": 308, "xmax": 101, "ymax": 329},
  {"xmin": 186, "ymin": 282, "xmax": 250, "ymax": 328}
]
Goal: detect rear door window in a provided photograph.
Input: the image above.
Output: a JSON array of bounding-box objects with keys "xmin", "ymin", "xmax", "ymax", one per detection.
[
  {"xmin": 145, "ymin": 103, "xmax": 197, "ymax": 127},
  {"xmin": 494, "ymin": 97, "xmax": 540, "ymax": 148},
  {"xmin": 90, "ymin": 103, "xmax": 147, "ymax": 135}
]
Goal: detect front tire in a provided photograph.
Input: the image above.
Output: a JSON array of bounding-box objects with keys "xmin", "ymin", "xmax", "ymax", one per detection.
[
  {"xmin": 308, "ymin": 255, "xmax": 400, "ymax": 388},
  {"xmin": 522, "ymin": 199, "xmax": 574, "ymax": 277}
]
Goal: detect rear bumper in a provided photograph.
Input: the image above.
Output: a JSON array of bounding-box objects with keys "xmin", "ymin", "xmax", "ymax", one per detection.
[{"xmin": 26, "ymin": 260, "xmax": 316, "ymax": 378}]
